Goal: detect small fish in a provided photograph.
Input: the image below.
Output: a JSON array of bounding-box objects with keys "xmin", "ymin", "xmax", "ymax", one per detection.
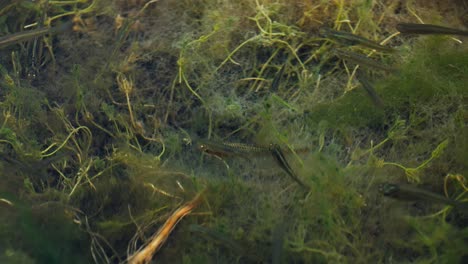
[
  {"xmin": 319, "ymin": 27, "xmax": 395, "ymax": 52},
  {"xmin": 334, "ymin": 49, "xmax": 396, "ymax": 72},
  {"xmin": 379, "ymin": 182, "xmax": 466, "ymax": 208},
  {"xmin": 0, "ymin": 21, "xmax": 72, "ymax": 49},
  {"xmin": 198, "ymin": 139, "xmax": 310, "ymax": 188},
  {"xmin": 197, "ymin": 139, "xmax": 270, "ymax": 158},
  {"xmin": 269, "ymin": 144, "xmax": 309, "ymax": 188},
  {"xmin": 356, "ymin": 72, "xmax": 384, "ymax": 108},
  {"xmin": 396, "ymin": 23, "xmax": 468, "ymax": 36}
]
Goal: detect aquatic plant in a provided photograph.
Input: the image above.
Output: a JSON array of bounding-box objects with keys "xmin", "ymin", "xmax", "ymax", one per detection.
[{"xmin": 0, "ymin": 0, "xmax": 467, "ymax": 263}]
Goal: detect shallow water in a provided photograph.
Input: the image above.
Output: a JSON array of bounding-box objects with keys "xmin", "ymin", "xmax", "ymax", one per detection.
[{"xmin": 0, "ymin": 0, "xmax": 467, "ymax": 263}]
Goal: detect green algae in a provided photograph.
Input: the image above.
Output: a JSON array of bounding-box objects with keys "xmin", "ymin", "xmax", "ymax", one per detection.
[{"xmin": 0, "ymin": 0, "xmax": 467, "ymax": 263}]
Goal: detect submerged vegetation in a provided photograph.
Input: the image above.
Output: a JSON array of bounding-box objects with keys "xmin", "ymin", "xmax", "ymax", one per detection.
[{"xmin": 0, "ymin": 0, "xmax": 467, "ymax": 263}]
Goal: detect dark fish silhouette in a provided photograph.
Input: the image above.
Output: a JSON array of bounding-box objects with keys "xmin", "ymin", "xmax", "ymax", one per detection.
[{"xmin": 397, "ymin": 23, "xmax": 468, "ymax": 36}]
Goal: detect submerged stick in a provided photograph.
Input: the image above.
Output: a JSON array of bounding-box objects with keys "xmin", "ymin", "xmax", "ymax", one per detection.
[{"xmin": 128, "ymin": 191, "xmax": 205, "ymax": 264}]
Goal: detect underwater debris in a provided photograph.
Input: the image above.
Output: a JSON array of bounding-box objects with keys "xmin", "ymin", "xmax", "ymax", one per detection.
[
  {"xmin": 127, "ymin": 190, "xmax": 205, "ymax": 264},
  {"xmin": 396, "ymin": 23, "xmax": 468, "ymax": 36},
  {"xmin": 319, "ymin": 27, "xmax": 395, "ymax": 52},
  {"xmin": 0, "ymin": 198, "xmax": 13, "ymax": 206}
]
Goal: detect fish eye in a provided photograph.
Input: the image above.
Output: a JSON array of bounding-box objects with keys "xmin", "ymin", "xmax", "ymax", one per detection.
[{"xmin": 198, "ymin": 144, "xmax": 207, "ymax": 151}]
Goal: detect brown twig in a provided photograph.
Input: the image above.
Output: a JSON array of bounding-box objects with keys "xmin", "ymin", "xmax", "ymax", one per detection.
[{"xmin": 127, "ymin": 190, "xmax": 205, "ymax": 264}]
